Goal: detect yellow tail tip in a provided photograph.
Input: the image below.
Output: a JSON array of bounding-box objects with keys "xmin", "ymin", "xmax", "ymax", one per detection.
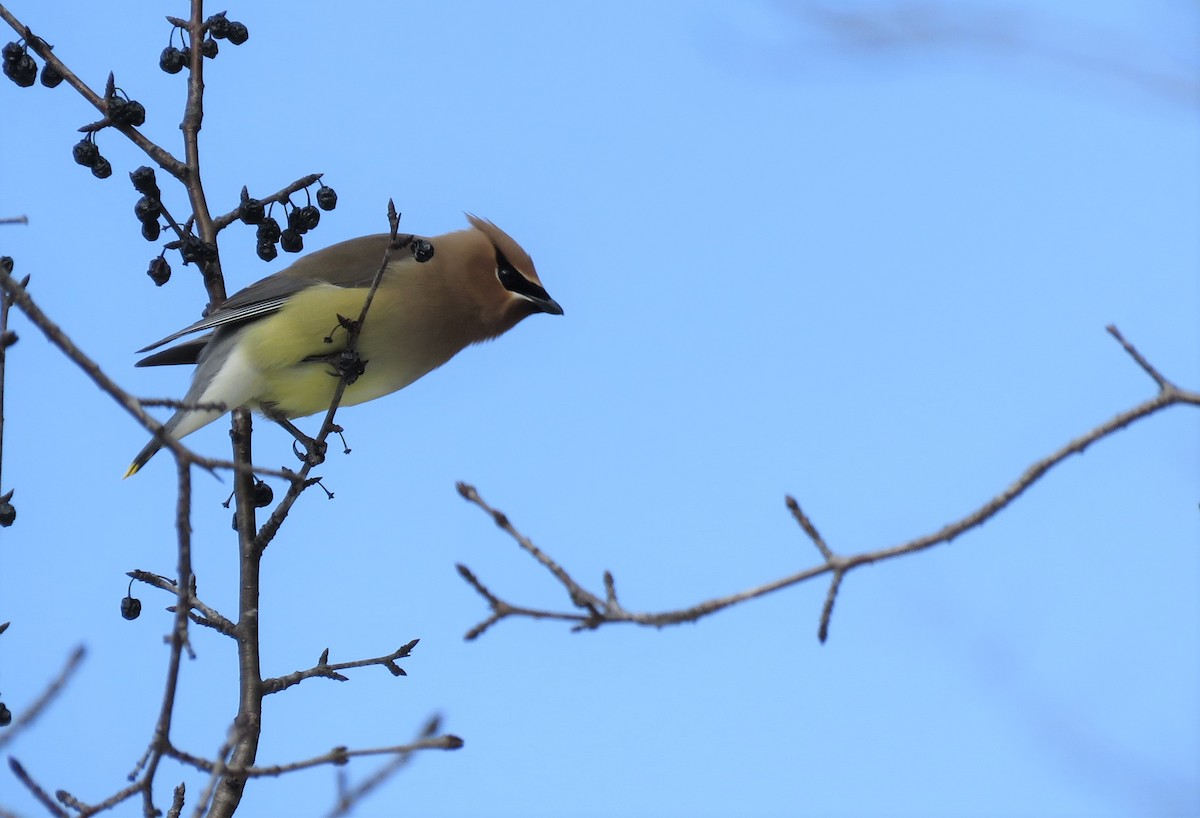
[{"xmin": 123, "ymin": 463, "xmax": 141, "ymax": 479}]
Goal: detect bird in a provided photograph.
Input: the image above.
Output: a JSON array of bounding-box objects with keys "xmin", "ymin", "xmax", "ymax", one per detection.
[{"xmin": 124, "ymin": 214, "xmax": 562, "ymax": 477}]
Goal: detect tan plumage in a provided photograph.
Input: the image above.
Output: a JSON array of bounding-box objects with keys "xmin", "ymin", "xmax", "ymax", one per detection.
[{"xmin": 125, "ymin": 214, "xmax": 561, "ymax": 477}]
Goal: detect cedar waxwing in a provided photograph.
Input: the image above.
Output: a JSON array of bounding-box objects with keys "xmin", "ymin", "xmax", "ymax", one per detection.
[{"xmin": 125, "ymin": 214, "xmax": 561, "ymax": 477}]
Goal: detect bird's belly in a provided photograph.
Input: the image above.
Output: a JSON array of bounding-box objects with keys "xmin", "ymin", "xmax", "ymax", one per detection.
[{"xmin": 255, "ymin": 340, "xmax": 456, "ymax": 418}]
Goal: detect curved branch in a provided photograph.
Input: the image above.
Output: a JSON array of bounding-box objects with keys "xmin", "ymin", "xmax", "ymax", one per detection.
[{"xmin": 457, "ymin": 327, "xmax": 1200, "ymax": 641}]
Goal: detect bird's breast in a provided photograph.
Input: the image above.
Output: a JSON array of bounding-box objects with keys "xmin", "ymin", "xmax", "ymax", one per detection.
[{"xmin": 244, "ymin": 279, "xmax": 483, "ymax": 418}]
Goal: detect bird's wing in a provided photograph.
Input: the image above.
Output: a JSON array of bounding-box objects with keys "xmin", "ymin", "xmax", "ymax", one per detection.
[
  {"xmin": 135, "ymin": 335, "xmax": 212, "ymax": 367},
  {"xmin": 136, "ymin": 234, "xmax": 404, "ymax": 353}
]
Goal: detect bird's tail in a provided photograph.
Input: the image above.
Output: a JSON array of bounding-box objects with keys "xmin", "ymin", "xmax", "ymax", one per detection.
[{"xmin": 124, "ymin": 438, "xmax": 164, "ymax": 479}]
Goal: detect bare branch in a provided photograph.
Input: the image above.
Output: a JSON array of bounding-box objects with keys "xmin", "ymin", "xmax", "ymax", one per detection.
[
  {"xmin": 456, "ymin": 482, "xmax": 605, "ymax": 614},
  {"xmin": 211, "ymin": 174, "xmax": 323, "ymax": 231},
  {"xmin": 0, "ymin": 7, "xmax": 187, "ymax": 177},
  {"xmin": 7, "ymin": 758, "xmax": 67, "ymax": 818},
  {"xmin": 326, "ymin": 717, "xmax": 462, "ymax": 817},
  {"xmin": 0, "ymin": 269, "xmax": 302, "ymax": 485},
  {"xmin": 129, "ymin": 570, "xmax": 236, "ymax": 638},
  {"xmin": 458, "ymin": 328, "xmax": 1200, "ymax": 640},
  {"xmin": 0, "ymin": 645, "xmax": 85, "ymax": 752},
  {"xmin": 261, "ymin": 641, "xmax": 419, "ymax": 695},
  {"xmin": 1106, "ymin": 324, "xmax": 1169, "ymax": 390}
]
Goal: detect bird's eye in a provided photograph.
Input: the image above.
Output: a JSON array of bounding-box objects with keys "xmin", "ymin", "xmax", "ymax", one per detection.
[
  {"xmin": 493, "ymin": 248, "xmax": 553, "ymax": 304},
  {"xmin": 495, "ymin": 249, "xmax": 521, "ymax": 287},
  {"xmin": 496, "ymin": 262, "xmax": 519, "ymax": 286}
]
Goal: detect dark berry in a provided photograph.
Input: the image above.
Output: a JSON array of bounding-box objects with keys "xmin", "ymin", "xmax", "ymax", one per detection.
[
  {"xmin": 40, "ymin": 62, "xmax": 63, "ymax": 88},
  {"xmin": 226, "ymin": 22, "xmax": 249, "ymax": 45},
  {"xmin": 1, "ymin": 42, "xmax": 21, "ymax": 62},
  {"xmin": 256, "ymin": 217, "xmax": 281, "ymax": 243},
  {"xmin": 108, "ymin": 97, "xmax": 145, "ymax": 127},
  {"xmin": 256, "ymin": 240, "xmax": 278, "ymax": 262},
  {"xmin": 240, "ymin": 198, "xmax": 265, "ymax": 225},
  {"xmin": 125, "ymin": 100, "xmax": 146, "ymax": 127},
  {"xmin": 297, "ymin": 205, "xmax": 320, "ymax": 231},
  {"xmin": 280, "ymin": 228, "xmax": 303, "ymax": 253},
  {"xmin": 253, "ymin": 480, "xmax": 274, "ymax": 508},
  {"xmin": 179, "ymin": 235, "xmax": 217, "ymax": 265},
  {"xmin": 105, "ymin": 96, "xmax": 127, "ymax": 122},
  {"xmin": 130, "ymin": 166, "xmax": 160, "ymax": 197},
  {"xmin": 4, "ymin": 53, "xmax": 36, "ymax": 87},
  {"xmin": 141, "ymin": 220, "xmax": 161, "ymax": 242},
  {"xmin": 316, "ymin": 185, "xmax": 338, "ymax": 211},
  {"xmin": 147, "ymin": 256, "xmax": 171, "ymax": 285},
  {"xmin": 411, "ymin": 239, "xmax": 434, "ymax": 262},
  {"xmin": 287, "ymin": 207, "xmax": 307, "ymax": 234},
  {"xmin": 159, "ymin": 46, "xmax": 185, "ymax": 74},
  {"xmin": 0, "ymin": 499, "xmax": 15, "ymax": 527},
  {"xmin": 134, "ymin": 196, "xmax": 161, "ymax": 224},
  {"xmin": 201, "ymin": 38, "xmax": 218, "ymax": 59},
  {"xmin": 120, "ymin": 594, "xmax": 142, "ymax": 620},
  {"xmin": 0, "ymin": 703, "xmax": 11, "ymax": 726},
  {"xmin": 73, "ymin": 139, "xmax": 99, "ymax": 166},
  {"xmin": 0, "ymin": 256, "xmax": 12, "ymax": 274},
  {"xmin": 207, "ymin": 13, "xmax": 231, "ymax": 39},
  {"xmin": 91, "ymin": 156, "xmax": 112, "ymax": 179}
]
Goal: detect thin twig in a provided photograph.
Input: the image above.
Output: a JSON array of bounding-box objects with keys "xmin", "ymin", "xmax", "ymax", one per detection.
[
  {"xmin": 7, "ymin": 758, "xmax": 68, "ymax": 818},
  {"xmin": 261, "ymin": 640, "xmax": 419, "ymax": 694},
  {"xmin": 189, "ymin": 721, "xmax": 241, "ymax": 818},
  {"xmin": 171, "ymin": 735, "xmax": 463, "ymax": 779},
  {"xmin": 0, "ymin": 645, "xmax": 85, "ymax": 751},
  {"xmin": 255, "ymin": 202, "xmax": 409, "ymax": 551},
  {"xmin": 0, "ymin": 6, "xmax": 187, "ymax": 177},
  {"xmin": 129, "ymin": 570, "xmax": 236, "ymax": 637},
  {"xmin": 326, "ymin": 717, "xmax": 458, "ymax": 817},
  {"xmin": 1106, "ymin": 324, "xmax": 1169, "ymax": 389},
  {"xmin": 457, "ymin": 328, "xmax": 1200, "ymax": 640},
  {"xmin": 211, "ymin": 174, "xmax": 323, "ymax": 231},
  {"xmin": 0, "ymin": 269, "xmax": 301, "ymax": 485},
  {"xmin": 456, "ymin": 482, "xmax": 605, "ymax": 614}
]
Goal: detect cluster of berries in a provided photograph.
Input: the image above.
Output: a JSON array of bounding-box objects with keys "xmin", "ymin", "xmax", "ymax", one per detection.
[
  {"xmin": 2, "ymin": 36, "xmax": 62, "ymax": 88},
  {"xmin": 131, "ymin": 166, "xmax": 165, "ymax": 242},
  {"xmin": 240, "ymin": 183, "xmax": 338, "ymax": 261},
  {"xmin": 70, "ymin": 79, "xmax": 148, "ymax": 179},
  {"xmin": 160, "ymin": 12, "xmax": 249, "ymax": 74},
  {"xmin": 71, "ymin": 134, "xmax": 111, "ymax": 179}
]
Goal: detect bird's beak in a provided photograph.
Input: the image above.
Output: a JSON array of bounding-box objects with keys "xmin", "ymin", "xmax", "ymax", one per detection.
[{"xmin": 536, "ymin": 295, "xmax": 564, "ymax": 316}]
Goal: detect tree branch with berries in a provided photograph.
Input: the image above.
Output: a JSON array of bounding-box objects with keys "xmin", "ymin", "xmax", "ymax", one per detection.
[{"xmin": 0, "ymin": 3, "xmax": 457, "ymax": 817}]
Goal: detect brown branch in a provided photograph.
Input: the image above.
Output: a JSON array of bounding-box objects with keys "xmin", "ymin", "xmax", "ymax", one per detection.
[
  {"xmin": 128, "ymin": 460, "xmax": 198, "ymax": 818},
  {"xmin": 211, "ymin": 174, "xmax": 324, "ymax": 231},
  {"xmin": 209, "ymin": 409, "xmax": 263, "ymax": 818},
  {"xmin": 129, "ymin": 570, "xmax": 236, "ymax": 637},
  {"xmin": 0, "ymin": 5, "xmax": 186, "ymax": 176},
  {"xmin": 326, "ymin": 717, "xmax": 462, "ymax": 817},
  {"xmin": 0, "ymin": 645, "xmax": 85, "ymax": 751},
  {"xmin": 0, "ymin": 261, "xmax": 27, "ymax": 519},
  {"xmin": 166, "ymin": 784, "xmax": 185, "ymax": 818},
  {"xmin": 458, "ymin": 327, "xmax": 1200, "ymax": 641},
  {"xmin": 456, "ymin": 482, "xmax": 605, "ymax": 615},
  {"xmin": 7, "ymin": 758, "xmax": 67, "ymax": 818},
  {"xmin": 169, "ymin": 734, "xmax": 463, "ymax": 779},
  {"xmin": 188, "ymin": 721, "xmax": 241, "ymax": 818},
  {"xmin": 261, "ymin": 640, "xmax": 419, "ymax": 695},
  {"xmin": 254, "ymin": 202, "xmax": 409, "ymax": 551},
  {"xmin": 0, "ymin": 269, "xmax": 302, "ymax": 485}
]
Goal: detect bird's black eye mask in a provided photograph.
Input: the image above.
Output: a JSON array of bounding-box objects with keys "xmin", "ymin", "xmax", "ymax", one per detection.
[{"xmin": 494, "ymin": 247, "xmax": 552, "ymax": 303}]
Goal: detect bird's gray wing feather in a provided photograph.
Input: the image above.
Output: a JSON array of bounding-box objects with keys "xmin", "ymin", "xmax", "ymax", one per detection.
[{"xmin": 136, "ymin": 234, "xmax": 402, "ymax": 353}]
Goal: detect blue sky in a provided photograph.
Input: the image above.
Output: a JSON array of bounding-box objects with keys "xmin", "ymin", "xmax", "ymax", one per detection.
[{"xmin": 1, "ymin": 1, "xmax": 1197, "ymax": 816}]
